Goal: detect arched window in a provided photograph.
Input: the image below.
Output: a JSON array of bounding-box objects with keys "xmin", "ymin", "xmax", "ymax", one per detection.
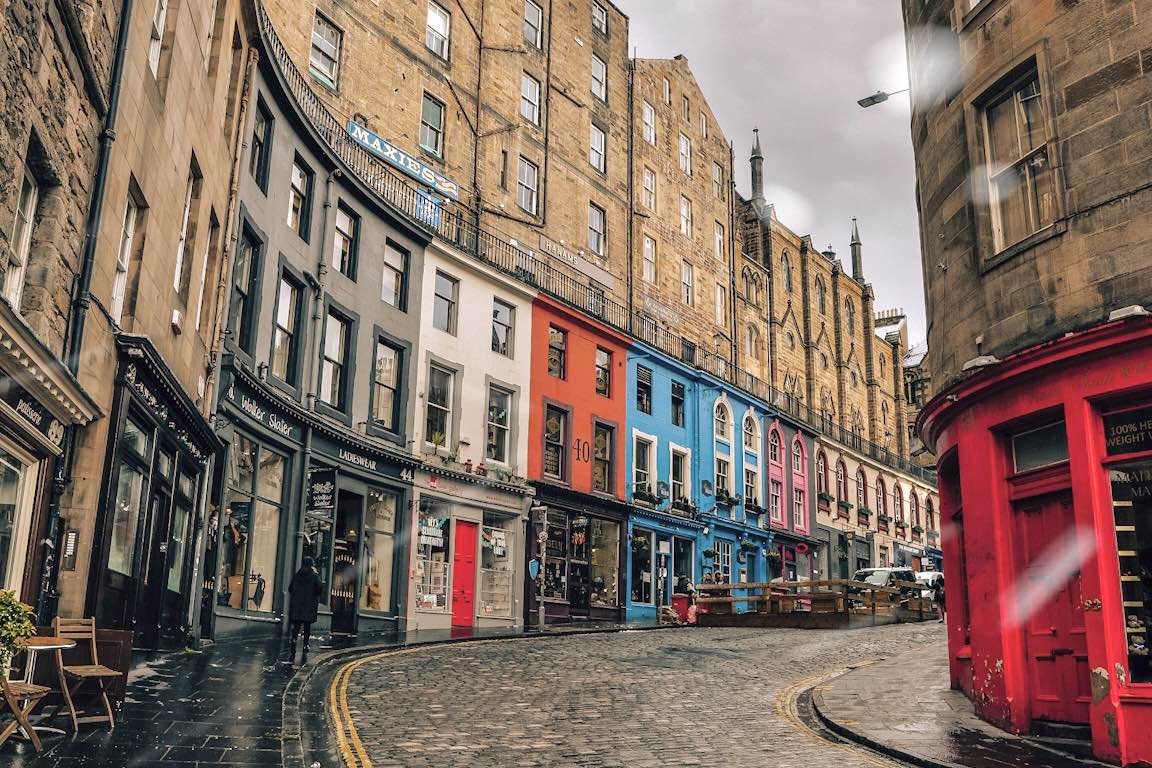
[
  {"xmin": 926, "ymin": 498, "xmax": 935, "ymax": 532},
  {"xmin": 815, "ymin": 277, "xmax": 826, "ymax": 314},
  {"xmin": 743, "ymin": 413, "xmax": 759, "ymax": 451},
  {"xmin": 894, "ymin": 484, "xmax": 904, "ymax": 522},
  {"xmin": 816, "ymin": 452, "xmax": 827, "ymax": 494},
  {"xmin": 845, "ymin": 298, "xmax": 855, "ymax": 335},
  {"xmin": 880, "ymin": 356, "xmax": 886, "ymax": 378},
  {"xmin": 836, "ymin": 461, "xmax": 848, "ymax": 501},
  {"xmin": 875, "ymin": 478, "xmax": 886, "ymax": 516},
  {"xmin": 856, "ymin": 468, "xmax": 867, "ymax": 508},
  {"xmin": 714, "ymin": 400, "xmax": 730, "ymax": 440},
  {"xmin": 881, "ymin": 400, "xmax": 889, "ymax": 426},
  {"xmin": 791, "ymin": 438, "xmax": 803, "ymax": 472},
  {"xmin": 781, "ymin": 251, "xmax": 792, "ymax": 292},
  {"xmin": 769, "ymin": 429, "xmax": 781, "ymax": 464},
  {"xmin": 791, "ymin": 437, "xmax": 808, "ymax": 530},
  {"xmin": 750, "ymin": 276, "xmax": 760, "ymax": 306},
  {"xmin": 742, "ymin": 270, "xmax": 752, "ymax": 301},
  {"xmin": 746, "ymin": 324, "xmax": 760, "ymax": 361},
  {"xmin": 910, "ymin": 492, "xmax": 920, "ymax": 527}
]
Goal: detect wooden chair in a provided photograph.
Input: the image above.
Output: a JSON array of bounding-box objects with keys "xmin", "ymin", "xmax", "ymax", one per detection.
[
  {"xmin": 53, "ymin": 617, "xmax": 121, "ymax": 731},
  {"xmin": 0, "ymin": 674, "xmax": 50, "ymax": 751}
]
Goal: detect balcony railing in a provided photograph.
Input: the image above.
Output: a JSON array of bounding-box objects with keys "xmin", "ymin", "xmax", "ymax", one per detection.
[{"xmin": 257, "ymin": 2, "xmax": 936, "ymax": 487}]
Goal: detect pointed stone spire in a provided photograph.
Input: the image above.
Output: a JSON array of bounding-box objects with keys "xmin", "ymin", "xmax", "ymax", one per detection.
[
  {"xmin": 850, "ymin": 217, "xmax": 864, "ymax": 281},
  {"xmin": 750, "ymin": 128, "xmax": 765, "ymax": 204}
]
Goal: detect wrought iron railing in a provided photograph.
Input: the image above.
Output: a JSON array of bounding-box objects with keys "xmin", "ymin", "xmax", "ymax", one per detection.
[{"xmin": 256, "ymin": 3, "xmax": 937, "ymax": 486}]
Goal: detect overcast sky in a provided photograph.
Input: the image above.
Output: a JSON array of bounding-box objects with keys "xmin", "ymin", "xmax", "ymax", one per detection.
[{"xmin": 617, "ymin": 0, "xmax": 927, "ymax": 343}]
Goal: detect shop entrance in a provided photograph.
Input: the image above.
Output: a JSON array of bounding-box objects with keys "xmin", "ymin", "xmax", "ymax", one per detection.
[
  {"xmin": 1016, "ymin": 492, "xmax": 1090, "ymax": 725},
  {"xmin": 331, "ymin": 490, "xmax": 363, "ymax": 635},
  {"xmin": 451, "ymin": 521, "xmax": 477, "ymax": 626}
]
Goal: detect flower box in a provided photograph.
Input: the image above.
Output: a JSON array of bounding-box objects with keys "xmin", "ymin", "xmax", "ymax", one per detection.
[
  {"xmin": 836, "ymin": 499, "xmax": 854, "ymax": 510},
  {"xmin": 817, "ymin": 492, "xmax": 835, "ymax": 504}
]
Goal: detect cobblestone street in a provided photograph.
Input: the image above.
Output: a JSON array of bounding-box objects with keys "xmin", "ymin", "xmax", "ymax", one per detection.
[{"xmin": 337, "ymin": 623, "xmax": 944, "ymax": 767}]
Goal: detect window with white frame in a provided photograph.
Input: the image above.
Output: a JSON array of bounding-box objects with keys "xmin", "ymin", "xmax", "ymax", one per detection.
[
  {"xmin": 426, "ymin": 2, "xmax": 451, "ymax": 59},
  {"xmin": 425, "ymin": 364, "xmax": 454, "ymax": 447},
  {"xmin": 714, "ymin": 283, "xmax": 726, "ymax": 326},
  {"xmin": 793, "ymin": 488, "xmax": 805, "ymax": 528},
  {"xmin": 517, "ymin": 156, "xmax": 538, "ymax": 214},
  {"xmin": 681, "ymin": 95, "xmax": 690, "ymax": 121},
  {"xmin": 743, "ymin": 414, "xmax": 758, "ymax": 451},
  {"xmin": 678, "ymin": 133, "xmax": 692, "ymax": 175},
  {"xmin": 521, "ymin": 73, "xmax": 541, "ymax": 124},
  {"xmin": 589, "ymin": 124, "xmax": 606, "ymax": 172},
  {"xmin": 382, "ymin": 242, "xmax": 407, "ymax": 308},
  {"xmin": 591, "ymin": 55, "xmax": 607, "ymax": 101},
  {"xmin": 714, "ymin": 540, "xmax": 732, "ymax": 583},
  {"xmin": 700, "ymin": 111, "xmax": 708, "ymax": 137},
  {"xmin": 715, "ymin": 456, "xmax": 730, "ymax": 496},
  {"xmin": 679, "ymin": 195, "xmax": 692, "ymax": 236},
  {"xmin": 816, "ymin": 453, "xmax": 827, "ymax": 495},
  {"xmin": 543, "ymin": 405, "xmax": 566, "ymax": 478},
  {"xmin": 5, "ymin": 168, "xmax": 38, "ymax": 308},
  {"xmin": 714, "ymin": 401, "xmax": 730, "ymax": 440},
  {"xmin": 714, "ymin": 222, "xmax": 724, "ymax": 260},
  {"xmin": 836, "ymin": 462, "xmax": 847, "ymax": 502},
  {"xmin": 642, "ymin": 236, "xmax": 656, "ymax": 282},
  {"xmin": 983, "ymin": 67, "xmax": 1055, "ymax": 252},
  {"xmin": 491, "ymin": 298, "xmax": 514, "ymax": 357},
  {"xmin": 770, "ymin": 480, "xmax": 782, "ymax": 522},
  {"xmin": 288, "ymin": 161, "xmax": 311, "ymax": 238},
  {"xmin": 149, "ymin": 0, "xmax": 169, "ymax": 75},
  {"xmin": 876, "ymin": 479, "xmax": 886, "ymax": 516},
  {"xmin": 523, "ymin": 0, "xmax": 543, "ymax": 47},
  {"xmin": 769, "ymin": 430, "xmax": 781, "ymax": 464},
  {"xmin": 172, "ymin": 169, "xmax": 198, "ymax": 295},
  {"xmin": 792, "ymin": 441, "xmax": 803, "ymax": 473},
  {"xmin": 671, "ymin": 448, "xmax": 688, "ymax": 502},
  {"xmin": 680, "ymin": 260, "xmax": 693, "ymax": 305},
  {"xmin": 642, "ymin": 167, "xmax": 656, "ymax": 209},
  {"xmin": 744, "ymin": 468, "xmax": 758, "ymax": 506},
  {"xmin": 662, "ymin": 77, "xmax": 670, "ymax": 104},
  {"xmin": 633, "ymin": 435, "xmax": 653, "ymax": 494},
  {"xmin": 712, "ymin": 162, "xmax": 724, "ymax": 199},
  {"xmin": 432, "ymin": 271, "xmax": 458, "ymax": 334},
  {"xmin": 111, "ymin": 197, "xmax": 139, "ymax": 324},
  {"xmin": 332, "ymin": 203, "xmax": 358, "ymax": 279},
  {"xmin": 419, "ymin": 93, "xmax": 445, "ymax": 156},
  {"xmin": 856, "ymin": 469, "xmax": 867, "ymax": 508},
  {"xmin": 642, "ymin": 101, "xmax": 656, "ymax": 144},
  {"xmin": 319, "ymin": 310, "xmax": 350, "ymax": 410},
  {"xmin": 485, "ymin": 385, "xmax": 512, "ymax": 464},
  {"xmin": 591, "ymin": 1, "xmax": 607, "ymax": 33},
  {"xmin": 588, "ymin": 202, "xmax": 606, "ymax": 255},
  {"xmin": 309, "ymin": 12, "xmax": 341, "ymax": 88},
  {"xmin": 592, "ymin": 422, "xmax": 613, "ymax": 493}
]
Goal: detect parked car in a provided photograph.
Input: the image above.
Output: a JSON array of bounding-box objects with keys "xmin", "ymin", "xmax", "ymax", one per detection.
[
  {"xmin": 850, "ymin": 567, "xmax": 919, "ymax": 603},
  {"xmin": 916, "ymin": 571, "xmax": 944, "ymax": 599}
]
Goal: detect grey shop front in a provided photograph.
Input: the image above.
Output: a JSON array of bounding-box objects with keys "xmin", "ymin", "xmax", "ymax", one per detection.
[{"xmin": 204, "ymin": 361, "xmax": 416, "ymax": 640}]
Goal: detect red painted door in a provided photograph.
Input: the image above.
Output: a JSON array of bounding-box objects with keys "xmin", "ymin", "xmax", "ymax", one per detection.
[
  {"xmin": 451, "ymin": 521, "xmax": 478, "ymax": 627},
  {"xmin": 1016, "ymin": 493, "xmax": 1091, "ymax": 724}
]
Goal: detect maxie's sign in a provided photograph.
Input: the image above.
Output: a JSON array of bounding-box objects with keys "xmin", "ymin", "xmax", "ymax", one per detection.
[{"xmin": 347, "ymin": 121, "xmax": 461, "ymax": 200}]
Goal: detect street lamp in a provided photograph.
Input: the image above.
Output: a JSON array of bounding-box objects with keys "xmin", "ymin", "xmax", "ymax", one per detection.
[{"xmin": 856, "ymin": 87, "xmax": 909, "ymax": 108}]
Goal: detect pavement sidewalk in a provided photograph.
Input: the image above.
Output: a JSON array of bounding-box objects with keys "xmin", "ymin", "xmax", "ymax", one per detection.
[
  {"xmin": 0, "ymin": 619, "xmax": 665, "ymax": 767},
  {"xmin": 811, "ymin": 646, "xmax": 1111, "ymax": 768}
]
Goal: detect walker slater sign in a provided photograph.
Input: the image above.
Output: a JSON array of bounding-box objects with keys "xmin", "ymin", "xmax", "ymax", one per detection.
[
  {"xmin": 1104, "ymin": 407, "xmax": 1152, "ymax": 456},
  {"xmin": 307, "ymin": 467, "xmax": 337, "ymax": 513}
]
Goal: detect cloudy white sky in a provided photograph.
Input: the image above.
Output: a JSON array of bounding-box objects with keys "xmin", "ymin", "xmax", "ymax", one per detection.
[{"xmin": 617, "ymin": 0, "xmax": 927, "ymax": 342}]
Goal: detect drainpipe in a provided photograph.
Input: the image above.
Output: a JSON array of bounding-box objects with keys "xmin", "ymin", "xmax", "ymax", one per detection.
[
  {"xmin": 626, "ymin": 55, "xmax": 635, "ymax": 328},
  {"xmin": 471, "ymin": 0, "xmax": 485, "ymax": 246},
  {"xmin": 37, "ymin": 0, "xmax": 135, "ymax": 625},
  {"xmin": 538, "ymin": 0, "xmax": 555, "ymax": 227}
]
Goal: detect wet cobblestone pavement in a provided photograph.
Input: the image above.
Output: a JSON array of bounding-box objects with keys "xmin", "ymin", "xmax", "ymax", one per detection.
[{"xmin": 331, "ymin": 623, "xmax": 945, "ymax": 768}]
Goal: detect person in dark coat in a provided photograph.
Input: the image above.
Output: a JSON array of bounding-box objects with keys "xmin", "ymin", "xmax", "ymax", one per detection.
[
  {"xmin": 288, "ymin": 556, "xmax": 322, "ymax": 660},
  {"xmin": 933, "ymin": 576, "xmax": 946, "ymax": 624}
]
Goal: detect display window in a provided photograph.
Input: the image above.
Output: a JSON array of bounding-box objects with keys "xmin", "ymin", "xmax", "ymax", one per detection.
[
  {"xmin": 0, "ymin": 444, "xmax": 35, "ymax": 591},
  {"xmin": 544, "ymin": 510, "xmax": 568, "ymax": 600},
  {"xmin": 480, "ymin": 512, "xmax": 515, "ymax": 617},
  {"xmin": 589, "ymin": 518, "xmax": 619, "ymax": 607},
  {"xmin": 219, "ymin": 434, "xmax": 287, "ymax": 612},
  {"xmin": 416, "ymin": 498, "xmax": 451, "ymax": 610},
  {"xmin": 360, "ymin": 488, "xmax": 397, "ymax": 613},
  {"xmin": 630, "ymin": 528, "xmax": 654, "ymax": 604},
  {"xmin": 1111, "ymin": 461, "xmax": 1152, "ymax": 681}
]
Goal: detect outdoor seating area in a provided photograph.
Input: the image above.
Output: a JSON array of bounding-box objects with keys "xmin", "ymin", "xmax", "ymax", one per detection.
[
  {"xmin": 694, "ymin": 578, "xmax": 940, "ymax": 629},
  {"xmin": 0, "ymin": 617, "xmax": 128, "ymax": 753}
]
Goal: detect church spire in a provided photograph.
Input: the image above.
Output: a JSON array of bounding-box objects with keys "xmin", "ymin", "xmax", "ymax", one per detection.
[{"xmin": 850, "ymin": 217, "xmax": 864, "ymax": 281}]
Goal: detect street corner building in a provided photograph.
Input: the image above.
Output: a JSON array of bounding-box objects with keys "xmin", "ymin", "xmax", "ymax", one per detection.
[{"xmin": 904, "ymin": 0, "xmax": 1152, "ymax": 763}]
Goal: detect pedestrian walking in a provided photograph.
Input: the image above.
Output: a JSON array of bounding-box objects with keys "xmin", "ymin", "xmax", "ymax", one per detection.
[
  {"xmin": 933, "ymin": 576, "xmax": 946, "ymax": 623},
  {"xmin": 288, "ymin": 556, "xmax": 322, "ymax": 662}
]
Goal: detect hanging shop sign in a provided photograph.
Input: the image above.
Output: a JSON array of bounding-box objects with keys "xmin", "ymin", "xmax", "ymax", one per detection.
[
  {"xmin": 307, "ymin": 467, "xmax": 337, "ymax": 514},
  {"xmin": 347, "ymin": 121, "xmax": 461, "ymax": 200},
  {"xmin": 1104, "ymin": 406, "xmax": 1152, "ymax": 456}
]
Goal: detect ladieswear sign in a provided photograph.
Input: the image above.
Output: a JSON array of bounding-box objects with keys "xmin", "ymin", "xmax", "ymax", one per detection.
[{"xmin": 347, "ymin": 121, "xmax": 461, "ymax": 201}]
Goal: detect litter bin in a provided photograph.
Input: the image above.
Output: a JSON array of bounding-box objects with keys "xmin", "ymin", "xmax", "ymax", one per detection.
[{"xmin": 671, "ymin": 593, "xmax": 691, "ymax": 623}]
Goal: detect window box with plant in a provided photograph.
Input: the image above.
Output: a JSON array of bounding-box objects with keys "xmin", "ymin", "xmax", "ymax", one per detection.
[
  {"xmin": 817, "ymin": 491, "xmax": 835, "ymax": 504},
  {"xmin": 912, "ymin": 524, "xmax": 925, "ymax": 534},
  {"xmin": 0, "ymin": 590, "xmax": 36, "ymax": 673},
  {"xmin": 894, "ymin": 519, "xmax": 907, "ymax": 529},
  {"xmin": 671, "ymin": 497, "xmax": 697, "ymax": 516},
  {"xmin": 877, "ymin": 512, "xmax": 891, "ymax": 524},
  {"xmin": 745, "ymin": 499, "xmax": 763, "ymax": 516},
  {"xmin": 702, "ymin": 547, "xmax": 718, "ymax": 560},
  {"xmin": 857, "ymin": 506, "xmax": 872, "ymax": 517},
  {"xmin": 632, "ymin": 484, "xmax": 657, "ymax": 505},
  {"xmin": 739, "ymin": 539, "xmax": 759, "ymax": 553},
  {"xmin": 715, "ymin": 488, "xmax": 740, "ymax": 506}
]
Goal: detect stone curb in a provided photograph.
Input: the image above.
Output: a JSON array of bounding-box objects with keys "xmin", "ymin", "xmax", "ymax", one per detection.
[{"xmin": 280, "ymin": 622, "xmax": 681, "ymax": 768}]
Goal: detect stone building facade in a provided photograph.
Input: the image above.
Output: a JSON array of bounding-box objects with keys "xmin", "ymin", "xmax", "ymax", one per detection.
[{"xmin": 905, "ymin": 0, "xmax": 1152, "ymax": 762}]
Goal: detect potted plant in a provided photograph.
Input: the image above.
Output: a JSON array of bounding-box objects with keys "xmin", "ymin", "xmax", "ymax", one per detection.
[
  {"xmin": 631, "ymin": 534, "xmax": 651, "ymax": 553},
  {"xmin": 745, "ymin": 498, "xmax": 763, "ymax": 516},
  {"xmin": 0, "ymin": 590, "xmax": 35, "ymax": 674},
  {"xmin": 672, "ymin": 497, "xmax": 697, "ymax": 514},
  {"xmin": 877, "ymin": 512, "xmax": 891, "ymax": 524},
  {"xmin": 857, "ymin": 506, "xmax": 872, "ymax": 517},
  {"xmin": 702, "ymin": 547, "xmax": 718, "ymax": 560},
  {"xmin": 766, "ymin": 549, "xmax": 782, "ymax": 562},
  {"xmin": 715, "ymin": 488, "xmax": 733, "ymax": 505},
  {"xmin": 912, "ymin": 524, "xmax": 925, "ymax": 534},
  {"xmin": 739, "ymin": 539, "xmax": 759, "ymax": 554},
  {"xmin": 632, "ymin": 484, "xmax": 657, "ymax": 504},
  {"xmin": 837, "ymin": 499, "xmax": 854, "ymax": 511},
  {"xmin": 817, "ymin": 491, "xmax": 835, "ymax": 504}
]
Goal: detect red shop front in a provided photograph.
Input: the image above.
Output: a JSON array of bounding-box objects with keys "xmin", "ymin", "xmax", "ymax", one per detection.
[{"xmin": 919, "ymin": 316, "xmax": 1152, "ymax": 766}]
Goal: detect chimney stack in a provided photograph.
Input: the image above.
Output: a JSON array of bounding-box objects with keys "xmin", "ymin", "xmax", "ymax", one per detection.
[{"xmin": 850, "ymin": 217, "xmax": 864, "ymax": 281}]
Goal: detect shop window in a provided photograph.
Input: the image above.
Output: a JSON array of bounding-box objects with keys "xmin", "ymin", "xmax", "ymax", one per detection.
[
  {"xmin": 309, "ymin": 12, "xmax": 341, "ymax": 88},
  {"xmin": 543, "ymin": 405, "xmax": 567, "ymax": 479},
  {"xmin": 332, "ymin": 203, "xmax": 359, "ymax": 279},
  {"xmin": 671, "ymin": 381, "xmax": 685, "ymax": 426},
  {"xmin": 360, "ymin": 489, "xmax": 397, "ymax": 613},
  {"xmin": 485, "ymin": 385, "xmax": 512, "ymax": 464},
  {"xmin": 108, "ymin": 415, "xmax": 153, "ymax": 578},
  {"xmin": 879, "ymin": 546, "xmax": 889, "ymax": 567},
  {"xmin": 219, "ymin": 434, "xmax": 286, "ymax": 612},
  {"xmin": 480, "ymin": 513, "xmax": 515, "ymax": 617},
  {"xmin": 416, "ymin": 499, "xmax": 450, "ymax": 610},
  {"xmin": 673, "ymin": 538, "xmax": 694, "ymax": 592},
  {"xmin": 713, "ymin": 540, "xmax": 732, "ymax": 583},
  {"xmin": 288, "ymin": 158, "xmax": 313, "ymax": 240},
  {"xmin": 0, "ymin": 450, "xmax": 27, "ymax": 587},
  {"xmin": 589, "ymin": 518, "xmax": 619, "ymax": 606},
  {"xmin": 635, "ymin": 365, "xmax": 652, "ymax": 414},
  {"xmin": 432, "ymin": 271, "xmax": 458, "ymax": 334},
  {"xmin": 1112, "ymin": 463, "xmax": 1152, "ymax": 679},
  {"xmin": 543, "ymin": 510, "xmax": 568, "ymax": 599},
  {"xmin": 425, "ymin": 363, "xmax": 454, "ymax": 447},
  {"xmin": 592, "ymin": 423, "xmax": 613, "ymax": 493},
  {"xmin": 595, "ymin": 348, "xmax": 611, "ymax": 396},
  {"xmin": 547, "ymin": 325, "xmax": 566, "ymax": 378},
  {"xmin": 319, "ymin": 309, "xmax": 351, "ymax": 410},
  {"xmin": 381, "ymin": 241, "xmax": 408, "ymax": 310},
  {"xmin": 1011, "ymin": 420, "xmax": 1068, "ymax": 472},
  {"xmin": 631, "ymin": 528, "xmax": 654, "ymax": 605},
  {"xmin": 370, "ymin": 339, "xmax": 402, "ymax": 431},
  {"xmin": 523, "ymin": 0, "xmax": 542, "ymax": 48},
  {"xmin": 270, "ymin": 272, "xmax": 303, "ymax": 384}
]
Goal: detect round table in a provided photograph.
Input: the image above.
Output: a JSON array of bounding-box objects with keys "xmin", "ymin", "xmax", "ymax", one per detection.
[{"xmin": 17, "ymin": 636, "xmax": 76, "ymax": 737}]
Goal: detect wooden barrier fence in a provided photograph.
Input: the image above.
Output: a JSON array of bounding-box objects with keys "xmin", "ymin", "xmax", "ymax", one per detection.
[{"xmin": 694, "ymin": 578, "xmax": 937, "ymax": 628}]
